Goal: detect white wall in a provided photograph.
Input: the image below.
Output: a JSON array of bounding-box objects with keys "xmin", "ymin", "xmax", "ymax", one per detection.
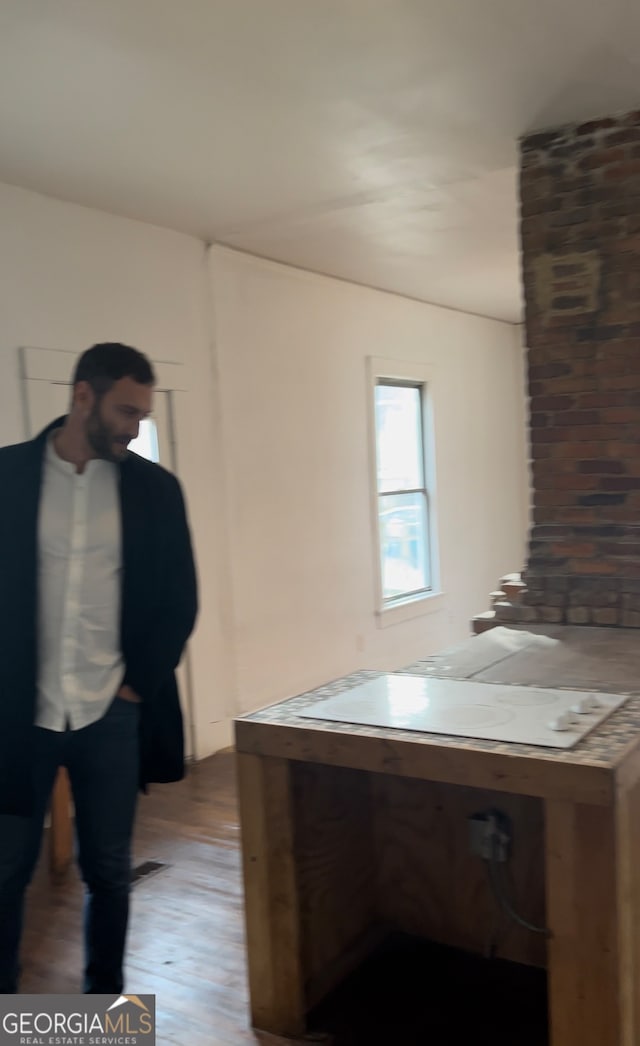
[
  {"xmin": 0, "ymin": 182, "xmax": 233, "ymax": 757},
  {"xmin": 0, "ymin": 183, "xmax": 529, "ymax": 752},
  {"xmin": 209, "ymin": 246, "xmax": 529, "ymax": 714}
]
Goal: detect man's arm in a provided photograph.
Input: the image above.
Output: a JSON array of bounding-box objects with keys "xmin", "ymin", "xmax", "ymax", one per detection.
[{"xmin": 121, "ymin": 474, "xmax": 198, "ymax": 702}]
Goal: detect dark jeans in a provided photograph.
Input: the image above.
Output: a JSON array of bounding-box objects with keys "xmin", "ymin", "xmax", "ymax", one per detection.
[{"xmin": 0, "ymin": 696, "xmax": 140, "ymax": 994}]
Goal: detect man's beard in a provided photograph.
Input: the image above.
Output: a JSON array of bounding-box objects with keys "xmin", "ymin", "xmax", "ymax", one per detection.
[{"xmin": 86, "ymin": 403, "xmax": 129, "ymax": 462}]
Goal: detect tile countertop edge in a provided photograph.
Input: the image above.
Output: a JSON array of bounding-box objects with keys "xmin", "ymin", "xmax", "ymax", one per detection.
[
  {"xmin": 233, "ymin": 716, "xmax": 616, "ymax": 806},
  {"xmin": 613, "ymin": 730, "xmax": 640, "ymax": 792}
]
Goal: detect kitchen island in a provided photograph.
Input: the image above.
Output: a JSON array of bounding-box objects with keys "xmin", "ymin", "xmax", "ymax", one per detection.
[{"xmin": 235, "ymin": 624, "xmax": 640, "ymax": 1046}]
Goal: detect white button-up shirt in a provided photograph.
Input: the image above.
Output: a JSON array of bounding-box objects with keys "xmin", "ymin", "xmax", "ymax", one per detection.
[{"xmin": 35, "ymin": 434, "xmax": 124, "ymax": 731}]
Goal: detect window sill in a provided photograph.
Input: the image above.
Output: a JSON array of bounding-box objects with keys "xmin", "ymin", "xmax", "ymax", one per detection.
[{"xmin": 375, "ymin": 591, "xmax": 445, "ymax": 629}]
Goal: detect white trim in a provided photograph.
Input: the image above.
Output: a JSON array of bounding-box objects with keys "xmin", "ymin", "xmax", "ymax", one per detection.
[
  {"xmin": 366, "ymin": 356, "xmax": 442, "ymax": 622},
  {"xmin": 375, "ymin": 590, "xmax": 446, "ymax": 628},
  {"xmin": 20, "ymin": 346, "xmax": 187, "ymax": 391}
]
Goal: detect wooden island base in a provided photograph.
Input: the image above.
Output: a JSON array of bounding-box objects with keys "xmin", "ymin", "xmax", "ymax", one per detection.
[{"xmin": 236, "ymin": 625, "xmax": 640, "ymax": 1046}]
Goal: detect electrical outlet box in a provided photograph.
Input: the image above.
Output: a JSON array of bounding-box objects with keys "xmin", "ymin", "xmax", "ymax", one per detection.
[{"xmin": 468, "ymin": 810, "xmax": 511, "ymax": 863}]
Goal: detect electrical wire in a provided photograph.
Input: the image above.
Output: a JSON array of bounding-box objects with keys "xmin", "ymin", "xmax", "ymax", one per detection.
[{"xmin": 485, "ymin": 857, "xmax": 549, "ymax": 937}]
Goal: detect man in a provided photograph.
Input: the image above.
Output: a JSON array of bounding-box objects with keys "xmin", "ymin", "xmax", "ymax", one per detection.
[{"xmin": 0, "ymin": 343, "xmax": 198, "ymax": 994}]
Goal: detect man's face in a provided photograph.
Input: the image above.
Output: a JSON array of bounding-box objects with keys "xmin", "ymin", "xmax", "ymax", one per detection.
[{"xmin": 84, "ymin": 376, "xmax": 154, "ymax": 462}]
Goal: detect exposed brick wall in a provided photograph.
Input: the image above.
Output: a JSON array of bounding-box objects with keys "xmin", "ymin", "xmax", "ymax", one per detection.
[{"xmin": 515, "ymin": 109, "xmax": 640, "ymax": 627}]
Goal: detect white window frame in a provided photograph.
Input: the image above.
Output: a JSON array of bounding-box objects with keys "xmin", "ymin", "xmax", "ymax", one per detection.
[{"xmin": 367, "ymin": 357, "xmax": 443, "ymax": 628}]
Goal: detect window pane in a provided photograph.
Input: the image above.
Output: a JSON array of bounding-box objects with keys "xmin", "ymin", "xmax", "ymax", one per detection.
[
  {"xmin": 374, "ymin": 383, "xmax": 423, "ymax": 493},
  {"xmin": 129, "ymin": 419, "xmax": 159, "ymax": 463},
  {"xmin": 379, "ymin": 492, "xmax": 430, "ymax": 600}
]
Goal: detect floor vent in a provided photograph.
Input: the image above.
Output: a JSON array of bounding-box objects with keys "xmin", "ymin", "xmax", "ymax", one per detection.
[{"xmin": 131, "ymin": 860, "xmax": 168, "ymax": 885}]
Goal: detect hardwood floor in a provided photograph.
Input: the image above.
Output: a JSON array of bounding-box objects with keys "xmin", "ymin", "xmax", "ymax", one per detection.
[
  {"xmin": 20, "ymin": 752, "xmax": 547, "ymax": 1045},
  {"xmin": 21, "ymin": 752, "xmax": 302, "ymax": 1046}
]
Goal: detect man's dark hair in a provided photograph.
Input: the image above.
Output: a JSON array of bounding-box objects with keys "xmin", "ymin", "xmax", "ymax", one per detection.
[{"xmin": 72, "ymin": 343, "xmax": 155, "ymax": 398}]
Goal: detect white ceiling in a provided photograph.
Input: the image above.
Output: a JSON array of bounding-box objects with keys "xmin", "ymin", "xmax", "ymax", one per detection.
[{"xmin": 1, "ymin": 1, "xmax": 640, "ymax": 323}]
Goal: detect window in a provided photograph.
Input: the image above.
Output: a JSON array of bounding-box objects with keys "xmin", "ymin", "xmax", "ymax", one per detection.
[
  {"xmin": 130, "ymin": 419, "xmax": 160, "ymax": 463},
  {"xmin": 369, "ymin": 359, "xmax": 440, "ymax": 620}
]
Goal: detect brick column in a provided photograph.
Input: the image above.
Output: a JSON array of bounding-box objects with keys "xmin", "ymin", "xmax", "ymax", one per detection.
[{"xmin": 516, "ymin": 110, "xmax": 640, "ymax": 627}]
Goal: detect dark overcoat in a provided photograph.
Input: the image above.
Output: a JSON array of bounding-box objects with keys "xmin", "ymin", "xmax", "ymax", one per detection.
[{"xmin": 0, "ymin": 417, "xmax": 198, "ymax": 816}]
